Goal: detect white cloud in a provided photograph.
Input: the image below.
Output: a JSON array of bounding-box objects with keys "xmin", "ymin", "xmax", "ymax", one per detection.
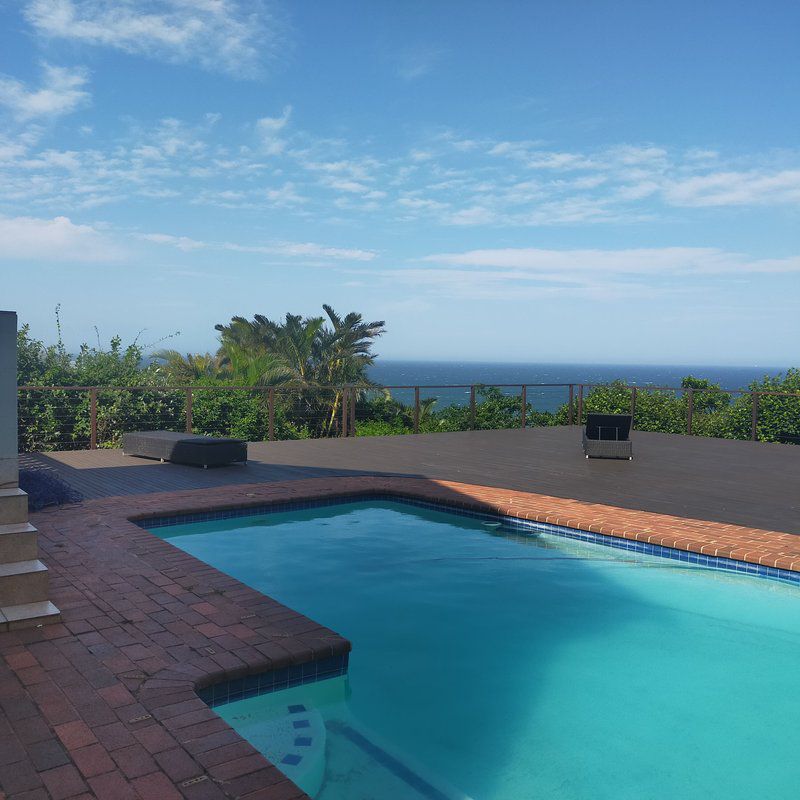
[
  {"xmin": 265, "ymin": 181, "xmax": 308, "ymax": 206},
  {"xmin": 24, "ymin": 0, "xmax": 278, "ymax": 78},
  {"xmin": 254, "ymin": 242, "xmax": 378, "ymax": 261},
  {"xmin": 256, "ymin": 105, "xmax": 292, "ymax": 154},
  {"xmin": 421, "ymin": 246, "xmax": 800, "ymax": 276},
  {"xmin": 3, "ymin": 106, "xmax": 799, "ymax": 230},
  {"xmin": 394, "ymin": 45, "xmax": 444, "ymax": 80},
  {"xmin": 664, "ymin": 169, "xmax": 800, "ymax": 207},
  {"xmin": 139, "ymin": 231, "xmax": 378, "ymax": 261},
  {"xmin": 137, "ymin": 232, "xmax": 205, "ymax": 251},
  {"xmin": 0, "ymin": 214, "xmax": 124, "ymax": 261},
  {"xmin": 0, "ymin": 137, "xmax": 31, "ymax": 161},
  {"xmin": 0, "ymin": 63, "xmax": 89, "ymax": 121},
  {"xmin": 360, "ymin": 246, "xmax": 800, "ymax": 302},
  {"xmin": 446, "ymin": 206, "xmax": 496, "ymax": 226}
]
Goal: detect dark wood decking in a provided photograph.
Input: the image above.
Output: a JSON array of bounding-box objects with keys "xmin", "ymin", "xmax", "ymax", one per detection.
[{"xmin": 24, "ymin": 427, "xmax": 800, "ymax": 535}]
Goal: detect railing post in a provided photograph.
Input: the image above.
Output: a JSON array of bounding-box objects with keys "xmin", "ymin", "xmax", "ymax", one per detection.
[
  {"xmin": 568, "ymin": 384, "xmax": 574, "ymax": 425},
  {"xmin": 89, "ymin": 388, "xmax": 97, "ymax": 450},
  {"xmin": 751, "ymin": 392, "xmax": 759, "ymax": 441},
  {"xmin": 341, "ymin": 388, "xmax": 348, "ymax": 438},
  {"xmin": 520, "ymin": 385, "xmax": 527, "ymax": 428},
  {"xmin": 577, "ymin": 385, "xmax": 584, "ymax": 425},
  {"xmin": 630, "ymin": 386, "xmax": 637, "ymax": 430},
  {"xmin": 268, "ymin": 388, "xmax": 275, "ymax": 441},
  {"xmin": 686, "ymin": 388, "xmax": 694, "ymax": 436},
  {"xmin": 349, "ymin": 387, "xmax": 356, "ymax": 436},
  {"xmin": 469, "ymin": 385, "xmax": 476, "ymax": 430},
  {"xmin": 185, "ymin": 388, "xmax": 193, "ymax": 434},
  {"xmin": 413, "ymin": 387, "xmax": 420, "ymax": 434}
]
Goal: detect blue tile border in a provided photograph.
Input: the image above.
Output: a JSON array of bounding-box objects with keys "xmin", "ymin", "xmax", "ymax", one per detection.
[
  {"xmin": 138, "ymin": 492, "xmax": 800, "ymax": 589},
  {"xmin": 196, "ymin": 653, "xmax": 349, "ymax": 709}
]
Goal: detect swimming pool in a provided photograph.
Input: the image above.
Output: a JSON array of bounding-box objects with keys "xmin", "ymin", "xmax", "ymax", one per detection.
[{"xmin": 153, "ymin": 499, "xmax": 800, "ymax": 799}]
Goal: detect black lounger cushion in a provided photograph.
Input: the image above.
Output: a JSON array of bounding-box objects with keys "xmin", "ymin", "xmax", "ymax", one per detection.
[{"xmin": 122, "ymin": 430, "xmax": 247, "ymax": 467}]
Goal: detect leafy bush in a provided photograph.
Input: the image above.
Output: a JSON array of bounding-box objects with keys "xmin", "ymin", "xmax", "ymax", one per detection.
[
  {"xmin": 355, "ymin": 420, "xmax": 410, "ymax": 437},
  {"xmin": 14, "ymin": 316, "xmax": 800, "ymax": 449}
]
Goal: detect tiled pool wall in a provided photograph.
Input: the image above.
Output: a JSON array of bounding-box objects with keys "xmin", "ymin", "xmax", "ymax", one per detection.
[
  {"xmin": 197, "ymin": 653, "xmax": 349, "ymax": 709},
  {"xmin": 138, "ymin": 492, "xmax": 800, "ymax": 588}
]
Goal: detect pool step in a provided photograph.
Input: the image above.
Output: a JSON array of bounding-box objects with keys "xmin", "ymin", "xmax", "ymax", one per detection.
[
  {"xmin": 0, "ymin": 523, "xmax": 39, "ymax": 563},
  {"xmin": 240, "ymin": 702, "xmax": 327, "ymax": 797},
  {"xmin": 0, "ymin": 559, "xmax": 50, "ymax": 607},
  {"xmin": 0, "ymin": 487, "xmax": 61, "ymax": 630},
  {"xmin": 0, "ymin": 489, "xmax": 28, "ymax": 525},
  {"xmin": 0, "ymin": 600, "xmax": 61, "ymax": 631}
]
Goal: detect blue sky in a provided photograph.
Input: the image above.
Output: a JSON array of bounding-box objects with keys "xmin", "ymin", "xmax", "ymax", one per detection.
[{"xmin": 1, "ymin": 0, "xmax": 798, "ymax": 365}]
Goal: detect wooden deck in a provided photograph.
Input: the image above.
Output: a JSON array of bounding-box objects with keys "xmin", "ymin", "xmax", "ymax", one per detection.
[{"xmin": 23, "ymin": 427, "xmax": 800, "ymax": 535}]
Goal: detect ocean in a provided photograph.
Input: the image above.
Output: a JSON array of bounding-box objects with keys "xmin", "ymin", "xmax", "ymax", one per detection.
[{"xmin": 366, "ymin": 361, "xmax": 789, "ymax": 413}]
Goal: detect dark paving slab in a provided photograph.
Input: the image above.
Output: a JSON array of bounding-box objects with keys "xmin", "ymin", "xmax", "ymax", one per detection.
[{"xmin": 23, "ymin": 426, "xmax": 800, "ymax": 534}]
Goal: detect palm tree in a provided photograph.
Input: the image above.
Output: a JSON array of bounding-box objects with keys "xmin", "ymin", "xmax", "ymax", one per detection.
[
  {"xmin": 152, "ymin": 350, "xmax": 226, "ymax": 383},
  {"xmin": 213, "ymin": 307, "xmax": 385, "ymax": 435},
  {"xmin": 316, "ymin": 305, "xmax": 385, "ymax": 433},
  {"xmin": 215, "ymin": 313, "xmax": 325, "ymax": 384},
  {"xmin": 220, "ymin": 340, "xmax": 295, "ymax": 387}
]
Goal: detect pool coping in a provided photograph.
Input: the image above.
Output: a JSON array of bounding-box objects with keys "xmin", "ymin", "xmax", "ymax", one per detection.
[
  {"xmin": 141, "ymin": 492, "xmax": 800, "ymax": 588},
  {"xmin": 2, "ymin": 475, "xmax": 800, "ymax": 800}
]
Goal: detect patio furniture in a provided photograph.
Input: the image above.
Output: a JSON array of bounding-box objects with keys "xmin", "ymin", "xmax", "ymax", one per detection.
[
  {"xmin": 122, "ymin": 431, "xmax": 247, "ymax": 468},
  {"xmin": 777, "ymin": 432, "xmax": 800, "ymax": 445},
  {"xmin": 583, "ymin": 413, "xmax": 633, "ymax": 460}
]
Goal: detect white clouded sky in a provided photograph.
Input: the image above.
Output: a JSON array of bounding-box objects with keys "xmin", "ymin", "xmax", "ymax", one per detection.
[{"xmin": 0, "ymin": 0, "xmax": 798, "ymax": 365}]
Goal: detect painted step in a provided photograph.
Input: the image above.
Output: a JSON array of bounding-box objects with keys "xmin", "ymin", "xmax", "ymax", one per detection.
[
  {"xmin": 0, "ymin": 559, "xmax": 49, "ymax": 606},
  {"xmin": 0, "ymin": 522, "xmax": 39, "ymax": 563},
  {"xmin": 0, "ymin": 488, "xmax": 28, "ymax": 525},
  {"xmin": 0, "ymin": 600, "xmax": 61, "ymax": 631}
]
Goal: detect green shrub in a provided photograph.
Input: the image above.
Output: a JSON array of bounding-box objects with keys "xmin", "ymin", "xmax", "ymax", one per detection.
[{"xmin": 356, "ymin": 420, "xmax": 410, "ymax": 437}]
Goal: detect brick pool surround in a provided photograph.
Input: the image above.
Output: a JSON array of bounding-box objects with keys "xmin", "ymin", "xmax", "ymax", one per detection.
[{"xmin": 2, "ymin": 476, "xmax": 800, "ymax": 800}]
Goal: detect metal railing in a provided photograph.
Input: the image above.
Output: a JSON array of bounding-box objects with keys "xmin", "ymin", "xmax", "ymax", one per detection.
[{"xmin": 16, "ymin": 382, "xmax": 800, "ymax": 452}]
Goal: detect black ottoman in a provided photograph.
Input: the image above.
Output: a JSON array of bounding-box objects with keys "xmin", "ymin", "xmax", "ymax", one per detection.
[{"xmin": 122, "ymin": 431, "xmax": 248, "ymax": 468}]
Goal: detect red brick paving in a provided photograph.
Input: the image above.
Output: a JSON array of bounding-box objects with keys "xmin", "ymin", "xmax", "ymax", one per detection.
[{"xmin": 1, "ymin": 475, "xmax": 799, "ymax": 799}]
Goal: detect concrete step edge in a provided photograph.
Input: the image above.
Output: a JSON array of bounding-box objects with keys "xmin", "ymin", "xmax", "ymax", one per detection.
[
  {"xmin": 0, "ymin": 523, "xmax": 37, "ymax": 536},
  {"xmin": 0, "ymin": 559, "xmax": 48, "ymax": 578},
  {"xmin": 0, "ymin": 600, "xmax": 61, "ymax": 630}
]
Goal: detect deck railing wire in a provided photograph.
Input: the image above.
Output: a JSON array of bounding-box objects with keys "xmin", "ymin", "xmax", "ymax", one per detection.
[{"xmin": 16, "ymin": 383, "xmax": 800, "ymax": 453}]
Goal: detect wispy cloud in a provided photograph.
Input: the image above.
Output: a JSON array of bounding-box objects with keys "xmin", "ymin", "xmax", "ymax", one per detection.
[
  {"xmin": 406, "ymin": 246, "xmax": 800, "ymax": 300},
  {"xmin": 0, "ymin": 214, "xmax": 124, "ymax": 261},
  {"xmin": 422, "ymin": 246, "xmax": 800, "ymax": 275},
  {"xmin": 24, "ymin": 0, "xmax": 280, "ymax": 78},
  {"xmin": 138, "ymin": 231, "xmax": 378, "ymax": 261},
  {"xmin": 0, "ymin": 63, "xmax": 89, "ymax": 121},
  {"xmin": 256, "ymin": 105, "xmax": 292, "ymax": 154},
  {"xmin": 394, "ymin": 44, "xmax": 445, "ymax": 80},
  {"xmin": 3, "ymin": 108, "xmax": 800, "ymax": 227},
  {"xmin": 664, "ymin": 169, "xmax": 800, "ymax": 207},
  {"xmin": 138, "ymin": 232, "xmax": 204, "ymax": 251}
]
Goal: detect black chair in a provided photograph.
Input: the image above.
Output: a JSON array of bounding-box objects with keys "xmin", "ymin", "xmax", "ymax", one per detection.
[{"xmin": 583, "ymin": 413, "xmax": 633, "ymax": 460}]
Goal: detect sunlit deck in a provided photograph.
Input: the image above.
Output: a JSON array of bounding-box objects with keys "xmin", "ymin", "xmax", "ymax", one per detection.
[{"xmin": 24, "ymin": 426, "xmax": 800, "ymax": 535}]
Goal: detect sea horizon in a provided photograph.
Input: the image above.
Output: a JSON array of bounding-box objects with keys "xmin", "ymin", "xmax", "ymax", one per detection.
[{"xmin": 367, "ymin": 360, "xmax": 790, "ymax": 412}]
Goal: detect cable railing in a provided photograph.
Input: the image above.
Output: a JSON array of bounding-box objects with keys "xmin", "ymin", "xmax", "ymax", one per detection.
[{"xmin": 16, "ymin": 382, "xmax": 800, "ymax": 452}]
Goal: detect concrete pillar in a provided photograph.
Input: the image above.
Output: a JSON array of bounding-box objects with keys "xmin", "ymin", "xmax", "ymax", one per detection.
[
  {"xmin": 0, "ymin": 310, "xmax": 60, "ymax": 630},
  {"xmin": 0, "ymin": 311, "xmax": 18, "ymax": 489}
]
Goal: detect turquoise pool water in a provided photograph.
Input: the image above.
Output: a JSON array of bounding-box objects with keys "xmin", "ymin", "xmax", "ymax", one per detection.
[{"xmin": 154, "ymin": 501, "xmax": 800, "ymax": 799}]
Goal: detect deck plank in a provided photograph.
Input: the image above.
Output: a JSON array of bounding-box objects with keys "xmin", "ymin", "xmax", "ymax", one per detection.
[{"xmin": 22, "ymin": 426, "xmax": 800, "ymax": 534}]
